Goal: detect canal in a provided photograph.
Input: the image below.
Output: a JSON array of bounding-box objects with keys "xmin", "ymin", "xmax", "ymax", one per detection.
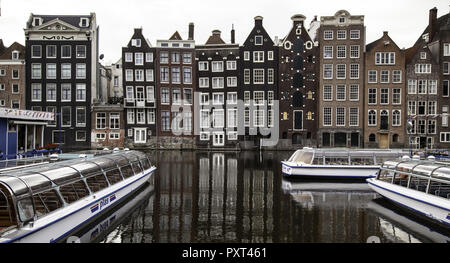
[{"xmin": 76, "ymin": 151, "xmax": 450, "ymax": 243}]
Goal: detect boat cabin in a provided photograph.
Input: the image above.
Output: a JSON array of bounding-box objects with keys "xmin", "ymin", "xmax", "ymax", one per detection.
[
  {"xmin": 378, "ymin": 160, "xmax": 450, "ymax": 199},
  {"xmin": 287, "ymin": 149, "xmax": 408, "ymax": 166},
  {"xmin": 0, "ymin": 151, "xmax": 152, "ymax": 232},
  {"xmin": 0, "ymin": 108, "xmax": 54, "ymax": 160}
]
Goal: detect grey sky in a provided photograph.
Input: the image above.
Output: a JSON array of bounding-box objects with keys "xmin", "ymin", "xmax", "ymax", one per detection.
[{"xmin": 0, "ymin": 0, "xmax": 449, "ymax": 64}]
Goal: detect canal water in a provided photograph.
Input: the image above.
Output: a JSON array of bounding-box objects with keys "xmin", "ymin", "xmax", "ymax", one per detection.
[{"xmin": 78, "ymin": 151, "xmax": 450, "ymax": 243}]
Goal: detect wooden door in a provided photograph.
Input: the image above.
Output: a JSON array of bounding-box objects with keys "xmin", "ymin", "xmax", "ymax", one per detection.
[{"xmin": 379, "ymin": 134, "xmax": 389, "ymax": 149}]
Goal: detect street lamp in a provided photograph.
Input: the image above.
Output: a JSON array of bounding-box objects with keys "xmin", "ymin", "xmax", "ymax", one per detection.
[{"xmin": 407, "ymin": 114, "xmax": 413, "ymax": 158}]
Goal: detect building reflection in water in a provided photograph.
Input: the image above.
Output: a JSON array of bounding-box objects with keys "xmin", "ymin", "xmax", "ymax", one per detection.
[{"xmin": 102, "ymin": 151, "xmax": 447, "ymax": 243}]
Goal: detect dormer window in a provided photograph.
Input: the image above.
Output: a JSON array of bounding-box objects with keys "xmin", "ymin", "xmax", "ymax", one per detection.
[
  {"xmin": 255, "ymin": 35, "xmax": 263, "ymax": 46},
  {"xmin": 131, "ymin": 39, "xmax": 141, "ymax": 47},
  {"xmin": 12, "ymin": 51, "xmax": 19, "ymax": 60},
  {"xmin": 339, "ymin": 16, "xmax": 346, "ymax": 23},
  {"xmin": 80, "ymin": 18, "xmax": 89, "ymax": 28},
  {"xmin": 420, "ymin": 52, "xmax": 427, "ymax": 60},
  {"xmin": 33, "ymin": 17, "xmax": 43, "ymax": 27}
]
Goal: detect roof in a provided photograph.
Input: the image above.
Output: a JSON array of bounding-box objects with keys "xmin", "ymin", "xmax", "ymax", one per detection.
[
  {"xmin": 366, "ymin": 32, "xmax": 401, "ymax": 52},
  {"xmin": 0, "ymin": 42, "xmax": 25, "ymax": 60},
  {"xmin": 26, "ymin": 13, "xmax": 95, "ymax": 29},
  {"xmin": 0, "ymin": 40, "xmax": 5, "ymax": 54},
  {"xmin": 169, "ymin": 31, "xmax": 183, "ymax": 40},
  {"xmin": 414, "ymin": 11, "xmax": 450, "ymax": 45},
  {"xmin": 205, "ymin": 30, "xmax": 226, "ymax": 45}
]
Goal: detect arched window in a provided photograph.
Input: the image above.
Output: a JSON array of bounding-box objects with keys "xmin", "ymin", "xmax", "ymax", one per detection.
[
  {"xmin": 392, "ymin": 110, "xmax": 401, "ymax": 126},
  {"xmin": 293, "ymin": 39, "xmax": 304, "ymax": 53},
  {"xmin": 368, "ymin": 110, "xmax": 376, "ymax": 126},
  {"xmin": 293, "ymin": 73, "xmax": 303, "ymax": 88},
  {"xmin": 369, "ymin": 134, "xmax": 376, "ymax": 142},
  {"xmin": 292, "ymin": 91, "xmax": 303, "ymax": 107},
  {"xmin": 293, "ymin": 56, "xmax": 303, "ymax": 70}
]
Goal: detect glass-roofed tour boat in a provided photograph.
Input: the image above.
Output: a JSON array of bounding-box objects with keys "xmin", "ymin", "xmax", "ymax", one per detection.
[
  {"xmin": 367, "ymin": 157, "xmax": 450, "ymax": 228},
  {"xmin": 0, "ymin": 150, "xmax": 156, "ymax": 243},
  {"xmin": 282, "ymin": 148, "xmax": 410, "ymax": 180}
]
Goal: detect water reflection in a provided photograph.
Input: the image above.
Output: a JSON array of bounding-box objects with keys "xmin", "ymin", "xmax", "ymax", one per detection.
[{"xmin": 87, "ymin": 150, "xmax": 450, "ymax": 243}]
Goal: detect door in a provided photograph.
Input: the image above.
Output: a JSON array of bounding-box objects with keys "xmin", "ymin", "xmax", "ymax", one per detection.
[
  {"xmin": 213, "ymin": 132, "xmax": 225, "ymax": 147},
  {"xmin": 293, "ymin": 111, "xmax": 303, "ymax": 130},
  {"xmin": 379, "ymin": 134, "xmax": 389, "ymax": 149},
  {"xmin": 134, "ymin": 128, "xmax": 147, "ymax": 144},
  {"xmin": 420, "ymin": 137, "xmax": 427, "ymax": 149}
]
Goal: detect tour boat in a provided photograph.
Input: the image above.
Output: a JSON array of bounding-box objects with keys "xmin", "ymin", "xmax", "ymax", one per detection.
[
  {"xmin": 0, "ymin": 150, "xmax": 156, "ymax": 243},
  {"xmin": 367, "ymin": 159, "xmax": 450, "ymax": 228},
  {"xmin": 282, "ymin": 148, "xmax": 409, "ymax": 180}
]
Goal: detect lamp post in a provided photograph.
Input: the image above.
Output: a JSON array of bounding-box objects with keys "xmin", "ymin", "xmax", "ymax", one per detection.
[{"xmin": 407, "ymin": 113, "xmax": 413, "ymax": 158}]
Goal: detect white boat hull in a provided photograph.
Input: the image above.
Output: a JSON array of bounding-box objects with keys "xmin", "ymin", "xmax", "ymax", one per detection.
[
  {"xmin": 0, "ymin": 167, "xmax": 156, "ymax": 243},
  {"xmin": 367, "ymin": 178, "xmax": 450, "ymax": 227},
  {"xmin": 282, "ymin": 162, "xmax": 379, "ymax": 179}
]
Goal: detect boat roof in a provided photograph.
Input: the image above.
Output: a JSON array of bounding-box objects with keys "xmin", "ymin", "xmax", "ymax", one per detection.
[
  {"xmin": 294, "ymin": 148, "xmax": 410, "ymax": 157},
  {"xmin": 0, "ymin": 150, "xmax": 148, "ymax": 198},
  {"xmin": 382, "ymin": 159, "xmax": 450, "ymax": 181}
]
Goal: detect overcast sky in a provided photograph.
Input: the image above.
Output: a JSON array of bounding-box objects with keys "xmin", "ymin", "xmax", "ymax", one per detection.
[{"xmin": 0, "ymin": 0, "xmax": 449, "ymax": 64}]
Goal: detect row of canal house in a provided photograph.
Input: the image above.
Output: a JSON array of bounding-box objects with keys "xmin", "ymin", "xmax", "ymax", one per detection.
[{"xmin": 1, "ymin": 8, "xmax": 449, "ymax": 151}]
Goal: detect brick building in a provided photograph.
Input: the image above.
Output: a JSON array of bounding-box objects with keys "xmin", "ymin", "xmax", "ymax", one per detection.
[{"xmin": 0, "ymin": 41, "xmax": 26, "ymax": 109}]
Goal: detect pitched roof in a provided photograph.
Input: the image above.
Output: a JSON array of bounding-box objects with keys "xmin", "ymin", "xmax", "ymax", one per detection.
[
  {"xmin": 414, "ymin": 12, "xmax": 450, "ymax": 45},
  {"xmin": 27, "ymin": 14, "xmax": 95, "ymax": 29},
  {"xmin": 0, "ymin": 39, "xmax": 5, "ymax": 54},
  {"xmin": 366, "ymin": 32, "xmax": 401, "ymax": 52},
  {"xmin": 169, "ymin": 31, "xmax": 183, "ymax": 40},
  {"xmin": 0, "ymin": 42, "xmax": 25, "ymax": 60},
  {"xmin": 205, "ymin": 30, "xmax": 226, "ymax": 45}
]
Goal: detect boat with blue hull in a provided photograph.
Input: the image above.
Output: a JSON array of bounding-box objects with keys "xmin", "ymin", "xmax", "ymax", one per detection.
[
  {"xmin": 0, "ymin": 150, "xmax": 156, "ymax": 243},
  {"xmin": 282, "ymin": 148, "xmax": 409, "ymax": 180},
  {"xmin": 367, "ymin": 159, "xmax": 450, "ymax": 228}
]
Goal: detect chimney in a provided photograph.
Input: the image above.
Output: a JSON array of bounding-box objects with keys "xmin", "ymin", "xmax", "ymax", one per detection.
[
  {"xmin": 291, "ymin": 14, "xmax": 306, "ymax": 27},
  {"xmin": 231, "ymin": 24, "xmax": 235, "ymax": 44},
  {"xmin": 254, "ymin": 16, "xmax": 263, "ymax": 26},
  {"xmin": 429, "ymin": 7, "xmax": 437, "ymax": 39},
  {"xmin": 134, "ymin": 28, "xmax": 142, "ymax": 34},
  {"xmin": 188, "ymin": 22, "xmax": 194, "ymax": 40}
]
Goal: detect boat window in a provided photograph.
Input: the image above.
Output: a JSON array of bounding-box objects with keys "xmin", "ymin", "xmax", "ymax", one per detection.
[
  {"xmin": 105, "ymin": 168, "xmax": 123, "ymax": 185},
  {"xmin": 325, "ymin": 157, "xmax": 349, "ymax": 165},
  {"xmin": 0, "ymin": 188, "xmax": 15, "ymax": 227},
  {"xmin": 40, "ymin": 167, "xmax": 80, "ymax": 186},
  {"xmin": 392, "ymin": 171, "xmax": 409, "ymax": 187},
  {"xmin": 59, "ymin": 181, "xmax": 90, "ymax": 204},
  {"xmin": 413, "ymin": 165, "xmax": 435, "ymax": 177},
  {"xmin": 86, "ymin": 173, "xmax": 109, "ymax": 193},
  {"xmin": 351, "ymin": 157, "xmax": 374, "ymax": 165},
  {"xmin": 131, "ymin": 161, "xmax": 143, "ymax": 175},
  {"xmin": 408, "ymin": 175, "xmax": 429, "ymax": 193},
  {"xmin": 17, "ymin": 198, "xmax": 34, "ymax": 222},
  {"xmin": 140, "ymin": 158, "xmax": 151, "ymax": 171},
  {"xmin": 428, "ymin": 180, "xmax": 450, "ymax": 199},
  {"xmin": 377, "ymin": 169, "xmax": 394, "ymax": 182},
  {"xmin": 431, "ymin": 167, "xmax": 450, "ymax": 181},
  {"xmin": 72, "ymin": 162, "xmax": 103, "ymax": 178},
  {"xmin": 289, "ymin": 151, "xmax": 313, "ymax": 164},
  {"xmin": 312, "ymin": 157, "xmax": 323, "ymax": 165},
  {"xmin": 120, "ymin": 165, "xmax": 135, "ymax": 179}
]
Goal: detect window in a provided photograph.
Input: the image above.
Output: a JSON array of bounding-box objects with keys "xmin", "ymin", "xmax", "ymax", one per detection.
[
  {"xmin": 324, "ymin": 30, "xmax": 333, "ymax": 40},
  {"xmin": 254, "ymin": 91, "xmax": 265, "ymax": 106},
  {"xmin": 183, "ymin": 53, "xmax": 192, "ymax": 64},
  {"xmin": 61, "ymin": 45, "xmax": 71, "ymax": 58},
  {"xmin": 323, "ymin": 108, "xmax": 332, "ymax": 126},
  {"xmin": 244, "ymin": 110, "xmax": 250, "ymax": 127},
  {"xmin": 350, "ymin": 45, "xmax": 359, "ymax": 58},
  {"xmin": 126, "ymin": 86, "xmax": 134, "ymax": 102},
  {"xmin": 267, "ymin": 69, "xmax": 274, "ymax": 84},
  {"xmin": 227, "ymin": 92, "xmax": 238, "ymax": 105},
  {"xmin": 32, "ymin": 45, "xmax": 42, "ymax": 58},
  {"xmin": 171, "ymin": 52, "xmax": 180, "ymax": 64},
  {"xmin": 212, "ymin": 61, "xmax": 223, "ymax": 72},
  {"xmin": 444, "ymin": 62, "xmax": 450, "ymax": 75},
  {"xmin": 349, "ymin": 108, "xmax": 359, "ymax": 126},
  {"xmin": 253, "ymin": 51, "xmax": 264, "ymax": 62},
  {"xmin": 392, "ymin": 88, "xmax": 401, "ymax": 104},
  {"xmin": 161, "ymin": 88, "xmax": 170, "ymax": 104},
  {"xmin": 428, "ymin": 120, "xmax": 436, "ymax": 134},
  {"xmin": 144, "ymin": 69, "xmax": 154, "ymax": 82},
  {"xmin": 268, "ymin": 91, "xmax": 274, "ymax": 105},
  {"xmin": 253, "ymin": 69, "xmax": 264, "ymax": 84},
  {"xmin": 428, "ymin": 101, "xmax": 437, "ymax": 115},
  {"xmin": 160, "ymin": 67, "xmax": 169, "ymax": 83},
  {"xmin": 368, "ymin": 110, "xmax": 377, "ymax": 126},
  {"xmin": 160, "ymin": 52, "xmax": 169, "ymax": 63},
  {"xmin": 444, "ymin": 43, "xmax": 450, "ymax": 56},
  {"xmin": 418, "ymin": 120, "xmax": 426, "ymax": 134},
  {"xmin": 135, "ymin": 53, "xmax": 144, "ymax": 65},
  {"xmin": 324, "ymin": 46, "xmax": 333, "ymax": 59},
  {"xmin": 76, "ymin": 131, "xmax": 87, "ymax": 142},
  {"xmin": 368, "ymin": 70, "xmax": 377, "ymax": 83},
  {"xmin": 127, "ymin": 109, "xmax": 135, "ymax": 124},
  {"xmin": 350, "ymin": 85, "xmax": 359, "ymax": 101},
  {"xmin": 254, "ymin": 110, "xmax": 265, "ymax": 127},
  {"xmin": 418, "ymin": 80, "xmax": 427, "ymax": 94},
  {"xmin": 199, "ymin": 77, "xmax": 209, "ymax": 88},
  {"xmin": 61, "ymin": 64, "xmax": 71, "ymax": 79},
  {"xmin": 147, "ymin": 109, "xmax": 155, "ymax": 124},
  {"xmin": 125, "ymin": 53, "xmax": 133, "ymax": 62},
  {"xmin": 244, "ymin": 69, "xmax": 251, "ymax": 84},
  {"xmin": 350, "ymin": 30, "xmax": 360, "ymax": 39},
  {"xmin": 268, "ymin": 51, "xmax": 274, "ymax": 61},
  {"xmin": 76, "ymin": 107, "xmax": 86, "ymax": 127},
  {"xmin": 392, "ymin": 70, "xmax": 401, "ymax": 83},
  {"xmin": 350, "ymin": 64, "xmax": 359, "ymax": 79},
  {"xmin": 336, "ymin": 107, "xmax": 345, "ymax": 126},
  {"xmin": 336, "ymin": 45, "xmax": 346, "ymax": 58},
  {"xmin": 228, "ymin": 109, "xmax": 238, "ymax": 128},
  {"xmin": 418, "ymin": 101, "xmax": 426, "ymax": 115},
  {"xmin": 226, "ymin": 61, "xmax": 237, "ymax": 70},
  {"xmin": 408, "ymin": 101, "xmax": 416, "ymax": 115},
  {"xmin": 198, "ymin": 61, "xmax": 208, "ymax": 71},
  {"xmin": 44, "ymin": 45, "xmax": 56, "ymax": 58},
  {"xmin": 337, "ymin": 30, "xmax": 346, "ymax": 40},
  {"xmin": 244, "ymin": 91, "xmax": 250, "ymax": 105},
  {"xmin": 32, "ymin": 64, "xmax": 41, "ymax": 79},
  {"xmin": 46, "ymin": 64, "xmax": 57, "ymax": 79},
  {"xmin": 336, "ymin": 85, "xmax": 346, "ymax": 101},
  {"xmin": 146, "ymin": 86, "xmax": 155, "ymax": 102},
  {"xmin": 442, "ymin": 106, "xmax": 448, "ymax": 127},
  {"xmin": 429, "ymin": 80, "xmax": 437, "ymax": 94},
  {"xmin": 323, "ymin": 85, "xmax": 333, "ymax": 101},
  {"xmin": 76, "ymin": 84, "xmax": 86, "ymax": 101},
  {"xmin": 200, "ymin": 110, "xmax": 210, "ymax": 129},
  {"xmin": 134, "ymin": 128, "xmax": 147, "ymax": 144},
  {"xmin": 255, "ymin": 35, "xmax": 263, "ymax": 45},
  {"xmin": 213, "ymin": 93, "xmax": 224, "ymax": 105},
  {"xmin": 76, "ymin": 64, "xmax": 86, "ymax": 79},
  {"xmin": 415, "ymin": 64, "xmax": 431, "ymax": 74},
  {"xmin": 368, "ymin": 88, "xmax": 377, "ymax": 104},
  {"xmin": 380, "ymin": 70, "xmax": 389, "ymax": 83},
  {"xmin": 380, "ymin": 88, "xmax": 389, "ymax": 104},
  {"xmin": 46, "ymin": 84, "xmax": 57, "ymax": 102},
  {"xmin": 227, "ymin": 77, "xmax": 237, "ymax": 87},
  {"xmin": 184, "ymin": 89, "xmax": 193, "ymax": 105},
  {"xmin": 408, "ymin": 80, "xmax": 417, "ymax": 94},
  {"xmin": 212, "ymin": 77, "xmax": 224, "ymax": 89},
  {"xmin": 444, "ymin": 80, "xmax": 449, "ymax": 97},
  {"xmin": 376, "ymin": 52, "xmax": 395, "ymax": 65},
  {"xmin": 61, "ymin": 84, "xmax": 71, "ymax": 102},
  {"xmin": 172, "ymin": 88, "xmax": 181, "ymax": 104},
  {"xmin": 61, "ymin": 106, "xmax": 71, "ymax": 127},
  {"xmin": 336, "ymin": 64, "xmax": 346, "ymax": 79},
  {"xmin": 168, "ymin": 68, "xmax": 179, "ymax": 83},
  {"xmin": 391, "ymin": 110, "xmax": 401, "ymax": 127},
  {"xmin": 200, "ymin": 132, "xmax": 210, "ymax": 141},
  {"xmin": 322, "ymin": 64, "xmax": 333, "ymax": 79},
  {"xmin": 213, "ymin": 109, "xmax": 224, "ymax": 128},
  {"xmin": 244, "ymin": 52, "xmax": 250, "ymax": 61},
  {"xmin": 420, "ymin": 52, "xmax": 427, "ymax": 59},
  {"xmin": 76, "ymin": 45, "xmax": 86, "ymax": 58},
  {"xmin": 12, "ymin": 51, "xmax": 19, "ymax": 60},
  {"xmin": 183, "ymin": 67, "xmax": 192, "ymax": 84},
  {"xmin": 31, "ymin": 84, "xmax": 41, "ymax": 101},
  {"xmin": 135, "ymin": 69, "xmax": 144, "ymax": 82}
]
